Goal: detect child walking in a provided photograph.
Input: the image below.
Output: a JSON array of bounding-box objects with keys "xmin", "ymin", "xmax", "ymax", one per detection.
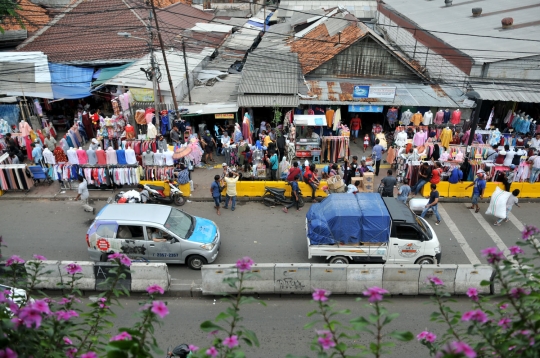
[{"xmin": 363, "ymin": 134, "xmax": 370, "ymax": 152}]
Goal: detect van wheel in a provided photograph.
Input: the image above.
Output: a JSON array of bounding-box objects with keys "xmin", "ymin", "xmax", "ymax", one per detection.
[
  {"xmin": 329, "ymin": 256, "xmax": 349, "ymax": 264},
  {"xmin": 415, "ymin": 256, "xmax": 435, "ymax": 265},
  {"xmin": 187, "ymin": 255, "xmax": 207, "ymax": 270}
]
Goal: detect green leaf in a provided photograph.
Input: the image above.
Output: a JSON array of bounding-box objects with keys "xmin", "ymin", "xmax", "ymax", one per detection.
[
  {"xmin": 306, "ymin": 309, "xmax": 319, "ymax": 317},
  {"xmin": 199, "ymin": 320, "xmax": 224, "ymax": 332},
  {"xmin": 243, "ymin": 328, "xmax": 260, "ymax": 347},
  {"xmin": 480, "ymin": 280, "xmax": 491, "ymax": 286},
  {"xmin": 241, "ymin": 337, "xmax": 253, "ymax": 347},
  {"xmin": 239, "ymin": 296, "xmax": 259, "ymax": 305},
  {"xmin": 389, "ymin": 330, "xmax": 414, "ymax": 341},
  {"xmin": 304, "ymin": 320, "xmax": 322, "ymax": 329},
  {"xmin": 215, "ymin": 312, "xmax": 230, "ymax": 322},
  {"xmin": 382, "ymin": 312, "xmax": 400, "ymax": 326}
]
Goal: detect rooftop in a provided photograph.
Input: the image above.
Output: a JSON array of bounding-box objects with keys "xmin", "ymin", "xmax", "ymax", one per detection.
[
  {"xmin": 0, "ymin": 0, "xmax": 50, "ymax": 33},
  {"xmin": 380, "ymin": 0, "xmax": 540, "ymax": 63},
  {"xmin": 278, "ymin": 0, "xmax": 377, "ymax": 20}
]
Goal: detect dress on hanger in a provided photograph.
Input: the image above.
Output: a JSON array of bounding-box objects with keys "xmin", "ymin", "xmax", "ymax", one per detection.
[
  {"xmin": 422, "ymin": 112, "xmax": 433, "ymax": 126},
  {"xmin": 440, "ymin": 128, "xmax": 453, "ymax": 148},
  {"xmin": 450, "ymin": 111, "xmax": 461, "ymax": 125},
  {"xmin": 401, "ymin": 111, "xmax": 412, "ymax": 126},
  {"xmin": 76, "ymin": 148, "xmax": 89, "ymax": 164},
  {"xmin": 411, "ymin": 113, "xmax": 423, "ymax": 126},
  {"xmin": 434, "ymin": 111, "xmax": 444, "ymax": 125},
  {"xmin": 443, "ymin": 111, "xmax": 451, "ymax": 123}
]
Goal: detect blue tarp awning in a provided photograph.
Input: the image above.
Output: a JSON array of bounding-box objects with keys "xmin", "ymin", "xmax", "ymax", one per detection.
[
  {"xmin": 92, "ymin": 63, "xmax": 133, "ymax": 86},
  {"xmin": 306, "ymin": 193, "xmax": 391, "ymax": 245},
  {"xmin": 48, "ymin": 63, "xmax": 94, "ymax": 99}
]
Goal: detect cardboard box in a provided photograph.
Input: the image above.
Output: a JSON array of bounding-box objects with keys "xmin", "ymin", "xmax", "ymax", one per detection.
[
  {"xmin": 363, "ymin": 172, "xmax": 374, "ymax": 183},
  {"xmin": 350, "ymin": 177, "xmax": 364, "ymax": 188},
  {"xmin": 363, "ymin": 183, "xmax": 374, "ymax": 192}
]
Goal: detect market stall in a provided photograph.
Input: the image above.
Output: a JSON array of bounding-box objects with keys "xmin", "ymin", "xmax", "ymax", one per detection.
[{"xmin": 292, "ymin": 115, "xmax": 324, "ymax": 159}]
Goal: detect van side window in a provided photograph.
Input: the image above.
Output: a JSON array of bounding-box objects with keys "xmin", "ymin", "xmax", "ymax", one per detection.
[
  {"xmin": 96, "ymin": 224, "xmax": 117, "ymax": 238},
  {"xmin": 395, "ymin": 226, "xmax": 420, "ymax": 240},
  {"xmin": 117, "ymin": 226, "xmax": 145, "ymax": 240}
]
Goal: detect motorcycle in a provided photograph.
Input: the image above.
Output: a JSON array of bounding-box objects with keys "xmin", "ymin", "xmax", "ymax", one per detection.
[
  {"xmin": 262, "ymin": 185, "xmax": 304, "ymax": 208},
  {"xmin": 145, "ymin": 179, "xmax": 186, "ymax": 206},
  {"xmin": 165, "ymin": 344, "xmax": 191, "ymax": 358},
  {"xmin": 108, "ymin": 190, "xmax": 142, "ymax": 204}
]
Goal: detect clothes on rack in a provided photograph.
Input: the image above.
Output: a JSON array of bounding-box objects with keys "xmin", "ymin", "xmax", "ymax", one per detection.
[
  {"xmin": 322, "ymin": 136, "xmax": 349, "ymax": 163},
  {"xmin": 440, "ymin": 128, "xmax": 453, "ymax": 149},
  {"xmin": 0, "ymin": 164, "xmax": 34, "ymax": 191}
]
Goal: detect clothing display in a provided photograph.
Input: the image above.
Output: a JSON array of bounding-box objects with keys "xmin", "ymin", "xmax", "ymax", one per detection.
[
  {"xmin": 401, "ymin": 111, "xmax": 412, "ymax": 125},
  {"xmin": 440, "ymin": 128, "xmax": 453, "ymax": 149},
  {"xmin": 411, "ymin": 112, "xmax": 423, "ymax": 126},
  {"xmin": 443, "ymin": 110, "xmax": 451, "ymax": 123},
  {"xmin": 66, "ymin": 148, "xmax": 79, "ymax": 165},
  {"xmin": 450, "ymin": 110, "xmax": 461, "ymax": 125},
  {"xmin": 0, "ymin": 164, "xmax": 34, "ymax": 191},
  {"xmin": 434, "ymin": 111, "xmax": 444, "ymax": 125},
  {"xmin": 142, "ymin": 151, "xmax": 155, "ymax": 166},
  {"xmin": 96, "ymin": 148, "xmax": 107, "ymax": 165},
  {"xmin": 322, "ymin": 136, "xmax": 349, "ymax": 163},
  {"xmin": 387, "ymin": 108, "xmax": 398, "ymax": 126},
  {"xmin": 422, "ymin": 111, "xmax": 433, "ymax": 126},
  {"xmin": 413, "ymin": 131, "xmax": 427, "ymax": 147},
  {"xmin": 106, "ymin": 147, "xmax": 118, "ymax": 165}
]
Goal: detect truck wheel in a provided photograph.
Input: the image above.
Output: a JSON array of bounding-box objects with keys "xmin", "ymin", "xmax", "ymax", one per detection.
[
  {"xmin": 329, "ymin": 256, "xmax": 349, "ymax": 264},
  {"xmin": 415, "ymin": 256, "xmax": 435, "ymax": 265},
  {"xmin": 187, "ymin": 255, "xmax": 207, "ymax": 270}
]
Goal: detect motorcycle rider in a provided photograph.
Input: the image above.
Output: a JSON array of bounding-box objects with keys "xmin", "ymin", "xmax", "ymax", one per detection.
[
  {"xmin": 282, "ymin": 175, "xmax": 301, "ymax": 213},
  {"xmin": 137, "ymin": 184, "xmax": 149, "ymax": 204}
]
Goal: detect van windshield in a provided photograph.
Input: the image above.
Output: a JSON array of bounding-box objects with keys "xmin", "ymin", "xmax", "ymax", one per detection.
[
  {"xmin": 416, "ymin": 217, "xmax": 433, "ymax": 239},
  {"xmin": 164, "ymin": 209, "xmax": 193, "ymax": 239}
]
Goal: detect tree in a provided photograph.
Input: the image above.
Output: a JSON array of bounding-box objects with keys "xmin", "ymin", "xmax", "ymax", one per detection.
[{"xmin": 0, "ymin": 0, "xmax": 23, "ymax": 33}]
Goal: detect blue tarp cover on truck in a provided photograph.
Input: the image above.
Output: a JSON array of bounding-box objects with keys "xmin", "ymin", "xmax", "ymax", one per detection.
[{"xmin": 306, "ymin": 193, "xmax": 391, "ymax": 245}]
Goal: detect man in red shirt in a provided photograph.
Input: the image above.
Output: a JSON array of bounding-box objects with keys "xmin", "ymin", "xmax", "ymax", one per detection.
[
  {"xmin": 350, "ymin": 115, "xmax": 362, "ymax": 143},
  {"xmin": 303, "ymin": 163, "xmax": 320, "ymax": 203},
  {"xmin": 287, "ymin": 161, "xmax": 301, "ymax": 182}
]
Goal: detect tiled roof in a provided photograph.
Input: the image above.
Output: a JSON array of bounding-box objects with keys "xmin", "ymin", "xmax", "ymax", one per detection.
[
  {"xmin": 153, "ymin": 0, "xmax": 192, "ymax": 6},
  {"xmin": 289, "ymin": 20, "xmax": 365, "ymax": 74},
  {"xmin": 17, "ymin": 0, "xmax": 213, "ymax": 64},
  {"xmin": 1, "ymin": 0, "xmax": 50, "ymax": 32}
]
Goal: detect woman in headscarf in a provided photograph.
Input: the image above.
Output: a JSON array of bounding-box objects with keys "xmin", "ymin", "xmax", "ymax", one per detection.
[
  {"xmin": 279, "ymin": 156, "xmax": 290, "ymax": 180},
  {"xmin": 234, "ymin": 123, "xmax": 243, "ymax": 144}
]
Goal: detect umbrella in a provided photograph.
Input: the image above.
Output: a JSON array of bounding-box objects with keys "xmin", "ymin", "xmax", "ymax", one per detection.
[{"xmin": 173, "ymin": 146, "xmax": 192, "ymax": 159}]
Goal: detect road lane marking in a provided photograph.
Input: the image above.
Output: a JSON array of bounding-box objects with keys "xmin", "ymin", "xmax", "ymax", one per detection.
[
  {"xmin": 464, "ymin": 204, "xmax": 515, "ymax": 264},
  {"xmin": 437, "ymin": 205, "xmax": 481, "ymax": 265},
  {"xmin": 507, "ymin": 212, "xmax": 524, "ymax": 231}
]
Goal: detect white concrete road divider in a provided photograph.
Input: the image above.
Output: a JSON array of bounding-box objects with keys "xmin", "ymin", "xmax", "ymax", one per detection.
[
  {"xmin": 454, "ymin": 265, "xmax": 493, "ymax": 295},
  {"xmin": 59, "ymin": 261, "xmax": 96, "ymax": 290},
  {"xmin": 25, "ymin": 260, "xmax": 62, "ymax": 289},
  {"xmin": 275, "ymin": 263, "xmax": 311, "ymax": 294},
  {"xmin": 492, "ymin": 265, "xmax": 523, "ymax": 295},
  {"xmin": 130, "ymin": 262, "xmax": 170, "ymax": 292},
  {"xmin": 418, "ymin": 264, "xmax": 458, "ymax": 295},
  {"xmin": 243, "ymin": 264, "xmax": 275, "ymax": 294},
  {"xmin": 346, "ymin": 264, "xmax": 384, "ymax": 294},
  {"xmin": 382, "ymin": 264, "xmax": 421, "ymax": 295},
  {"xmin": 202, "ymin": 264, "xmax": 239, "ymax": 295},
  {"xmin": 310, "ymin": 264, "xmax": 347, "ymax": 294}
]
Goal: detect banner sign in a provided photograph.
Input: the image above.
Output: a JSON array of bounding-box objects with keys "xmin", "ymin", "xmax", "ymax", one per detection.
[
  {"xmin": 352, "ymin": 85, "xmax": 370, "ymax": 98},
  {"xmin": 348, "ymin": 105, "xmax": 384, "ymax": 113},
  {"xmin": 215, "ymin": 113, "xmax": 235, "ymax": 119},
  {"xmin": 368, "ymin": 87, "xmax": 396, "ymax": 99}
]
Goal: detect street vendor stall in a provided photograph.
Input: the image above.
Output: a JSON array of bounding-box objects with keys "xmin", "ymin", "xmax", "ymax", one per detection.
[{"xmin": 292, "ymin": 115, "xmax": 324, "ymax": 159}]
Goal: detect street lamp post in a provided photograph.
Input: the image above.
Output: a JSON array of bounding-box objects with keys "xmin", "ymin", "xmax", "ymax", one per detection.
[
  {"xmin": 466, "ymin": 90, "xmax": 483, "ymax": 154},
  {"xmin": 117, "ymin": 31, "xmax": 160, "ymax": 117}
]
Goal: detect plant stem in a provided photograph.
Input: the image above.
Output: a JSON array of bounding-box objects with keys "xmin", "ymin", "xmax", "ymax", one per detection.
[
  {"xmin": 434, "ymin": 287, "xmax": 462, "ymax": 341},
  {"xmin": 223, "ymin": 272, "xmax": 245, "ymax": 356},
  {"xmin": 375, "ymin": 302, "xmax": 382, "ymax": 358},
  {"xmin": 319, "ymin": 301, "xmax": 347, "ymax": 358}
]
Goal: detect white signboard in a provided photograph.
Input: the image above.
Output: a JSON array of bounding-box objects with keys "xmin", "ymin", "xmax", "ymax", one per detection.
[{"xmin": 368, "ymin": 87, "xmax": 396, "ymax": 99}]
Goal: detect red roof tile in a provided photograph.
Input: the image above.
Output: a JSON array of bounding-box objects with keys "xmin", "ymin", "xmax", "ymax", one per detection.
[{"xmin": 2, "ymin": 0, "xmax": 50, "ymax": 33}]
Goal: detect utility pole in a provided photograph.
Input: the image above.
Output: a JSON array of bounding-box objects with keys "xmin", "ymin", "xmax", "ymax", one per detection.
[
  {"xmin": 181, "ymin": 37, "xmax": 192, "ymax": 104},
  {"xmin": 150, "ymin": 0, "xmax": 179, "ymax": 111},
  {"xmin": 263, "ymin": 0, "xmax": 266, "ymax": 32},
  {"xmin": 147, "ymin": 10, "xmax": 160, "ymax": 122},
  {"xmin": 466, "ymin": 90, "xmax": 482, "ymax": 155}
]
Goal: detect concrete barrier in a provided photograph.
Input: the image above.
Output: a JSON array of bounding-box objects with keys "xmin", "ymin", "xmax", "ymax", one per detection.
[
  {"xmin": 94, "ymin": 263, "xmax": 131, "ymax": 291},
  {"xmin": 346, "ymin": 264, "xmax": 384, "ymax": 294},
  {"xmin": 201, "ymin": 264, "xmax": 238, "ymax": 295},
  {"xmin": 130, "ymin": 263, "xmax": 170, "ymax": 292},
  {"xmin": 310, "ymin": 264, "xmax": 347, "ymax": 294},
  {"xmin": 25, "ymin": 260, "xmax": 62, "ymax": 289},
  {"xmin": 275, "ymin": 263, "xmax": 311, "ymax": 294},
  {"xmin": 243, "ymin": 263, "xmax": 275, "ymax": 294},
  {"xmin": 59, "ymin": 261, "xmax": 95, "ymax": 290},
  {"xmin": 418, "ymin": 264, "xmax": 458, "ymax": 295},
  {"xmin": 382, "ymin": 264, "xmax": 421, "ymax": 295},
  {"xmin": 492, "ymin": 265, "xmax": 525, "ymax": 295},
  {"xmin": 454, "ymin": 265, "xmax": 493, "ymax": 295}
]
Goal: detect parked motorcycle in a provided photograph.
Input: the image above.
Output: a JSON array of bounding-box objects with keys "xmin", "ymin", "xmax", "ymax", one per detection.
[
  {"xmin": 145, "ymin": 179, "xmax": 186, "ymax": 206},
  {"xmin": 262, "ymin": 185, "xmax": 304, "ymax": 208},
  {"xmin": 108, "ymin": 190, "xmax": 141, "ymax": 204},
  {"xmin": 165, "ymin": 344, "xmax": 191, "ymax": 358}
]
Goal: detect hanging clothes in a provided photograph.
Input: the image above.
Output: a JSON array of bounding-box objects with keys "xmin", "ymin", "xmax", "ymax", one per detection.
[
  {"xmin": 440, "ymin": 128, "xmax": 453, "ymax": 149},
  {"xmin": 325, "ymin": 108, "xmax": 335, "ymax": 128},
  {"xmin": 451, "ymin": 110, "xmax": 461, "ymax": 125}
]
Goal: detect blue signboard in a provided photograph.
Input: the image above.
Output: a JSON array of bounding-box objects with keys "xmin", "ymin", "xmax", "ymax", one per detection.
[
  {"xmin": 348, "ymin": 105, "xmax": 384, "ymax": 113},
  {"xmin": 352, "ymin": 85, "xmax": 370, "ymax": 98}
]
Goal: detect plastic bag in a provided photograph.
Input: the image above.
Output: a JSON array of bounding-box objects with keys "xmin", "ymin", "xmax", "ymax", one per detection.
[{"xmin": 485, "ymin": 186, "xmax": 511, "ymax": 219}]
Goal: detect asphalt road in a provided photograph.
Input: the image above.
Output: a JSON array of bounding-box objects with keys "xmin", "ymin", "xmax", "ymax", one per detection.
[
  {"xmin": 76, "ymin": 295, "xmax": 478, "ymax": 358},
  {"xmin": 0, "ymin": 200, "xmax": 538, "ymax": 286}
]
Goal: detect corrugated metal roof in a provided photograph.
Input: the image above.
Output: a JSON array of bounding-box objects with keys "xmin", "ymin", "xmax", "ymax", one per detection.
[
  {"xmin": 278, "ymin": 1, "xmax": 377, "ymax": 20},
  {"xmin": 300, "ymin": 80, "xmax": 462, "ymax": 107},
  {"xmin": 180, "ymin": 73, "xmax": 241, "ymax": 105},
  {"xmin": 238, "ymin": 94, "xmax": 299, "ymax": 107},
  {"xmin": 288, "ymin": 8, "xmax": 326, "ymax": 25},
  {"xmin": 381, "ymin": 0, "xmax": 540, "ymax": 63},
  {"xmin": 473, "ymin": 83, "xmax": 540, "ymax": 103},
  {"xmin": 324, "ymin": 13, "xmax": 350, "ymax": 36},
  {"xmin": 238, "ymin": 51, "xmax": 300, "ymax": 95}
]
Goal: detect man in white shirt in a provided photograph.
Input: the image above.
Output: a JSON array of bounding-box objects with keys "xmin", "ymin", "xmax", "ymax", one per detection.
[
  {"xmin": 223, "ymin": 171, "xmax": 239, "ymax": 211},
  {"xmin": 529, "ymin": 152, "xmax": 540, "ymax": 183},
  {"xmin": 75, "ymin": 177, "xmax": 94, "ymax": 213},
  {"xmin": 44, "ymin": 134, "xmax": 57, "ymax": 151},
  {"xmin": 530, "ymin": 133, "xmax": 540, "ymax": 150}
]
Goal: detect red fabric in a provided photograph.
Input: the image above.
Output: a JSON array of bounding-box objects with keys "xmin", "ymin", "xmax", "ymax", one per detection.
[
  {"xmin": 350, "ymin": 118, "xmax": 361, "ymax": 131},
  {"xmin": 287, "ymin": 167, "xmax": 301, "ymax": 182}
]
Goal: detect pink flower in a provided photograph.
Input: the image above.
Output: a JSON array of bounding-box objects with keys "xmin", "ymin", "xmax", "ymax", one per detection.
[
  {"xmin": 151, "ymin": 300, "xmax": 169, "ymax": 318},
  {"xmin": 32, "ymin": 299, "xmax": 51, "ymax": 315},
  {"xmin": 499, "ymin": 303, "xmax": 509, "ymax": 310},
  {"xmin": 5, "ymin": 255, "xmax": 24, "ymax": 266},
  {"xmin": 417, "ymin": 331, "xmax": 436, "ymax": 343},
  {"xmin": 236, "ymin": 256, "xmax": 254, "ymax": 272},
  {"xmin": 80, "ymin": 352, "xmax": 98, "ymax": 358},
  {"xmin": 428, "ymin": 276, "xmax": 444, "ymax": 286},
  {"xmin": 498, "ymin": 318, "xmax": 511, "ymax": 329},
  {"xmin": 207, "ymin": 330, "xmax": 219, "ymax": 338},
  {"xmin": 206, "ymin": 346, "xmax": 218, "ymax": 358},
  {"xmin": 223, "ymin": 335, "xmax": 239, "ymax": 348},
  {"xmin": 362, "ymin": 286, "xmax": 389, "ymax": 303},
  {"xmin": 312, "ymin": 288, "xmax": 331, "ymax": 302},
  {"xmin": 55, "ymin": 310, "xmax": 78, "ymax": 321},
  {"xmin": 461, "ymin": 309, "xmax": 488, "ymax": 324},
  {"xmin": 508, "ymin": 246, "xmax": 524, "ymax": 255},
  {"xmin": 480, "ymin": 247, "xmax": 505, "ymax": 264},
  {"xmin": 63, "ymin": 337, "xmax": 72, "ymax": 345},
  {"xmin": 65, "ymin": 348, "xmax": 77, "ymax": 358},
  {"xmin": 146, "ymin": 284, "xmax": 164, "ymax": 295},
  {"xmin": 510, "ymin": 287, "xmax": 530, "ymax": 299},
  {"xmin": 32, "ymin": 254, "xmax": 47, "ymax": 261},
  {"xmin": 0, "ymin": 347, "xmax": 17, "ymax": 358},
  {"xmin": 188, "ymin": 345, "xmax": 199, "ymax": 352},
  {"xmin": 466, "ymin": 287, "xmax": 479, "ymax": 302},
  {"xmin": 108, "ymin": 253, "xmax": 131, "ymax": 267},
  {"xmin": 522, "ymin": 225, "xmax": 539, "ymax": 240},
  {"xmin": 65, "ymin": 263, "xmax": 82, "ymax": 275},
  {"xmin": 110, "ymin": 331, "xmax": 132, "ymax": 341},
  {"xmin": 318, "ymin": 335, "xmax": 336, "ymax": 350},
  {"xmin": 451, "ymin": 341, "xmax": 476, "ymax": 358},
  {"xmin": 18, "ymin": 307, "xmax": 42, "ymax": 328}
]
